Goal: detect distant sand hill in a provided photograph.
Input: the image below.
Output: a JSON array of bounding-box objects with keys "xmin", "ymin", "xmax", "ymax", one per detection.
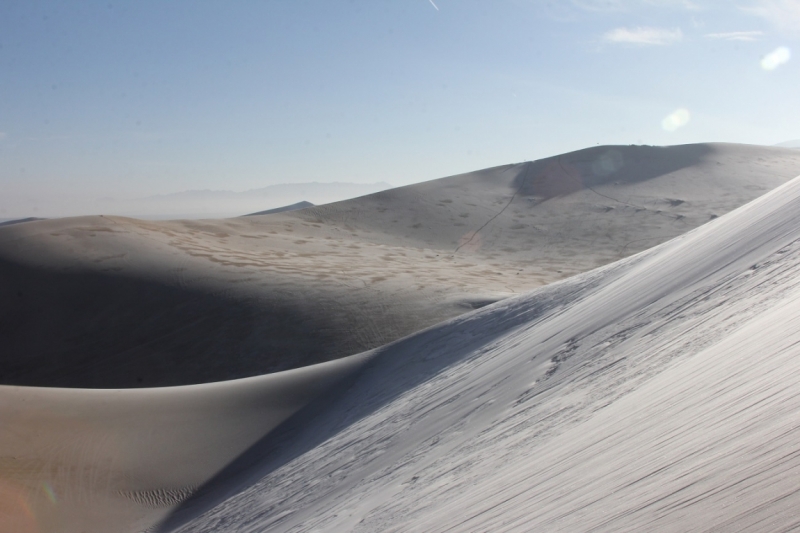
[
  {"xmin": 0, "ymin": 217, "xmax": 46, "ymax": 227},
  {"xmin": 243, "ymin": 200, "xmax": 314, "ymax": 216},
  {"xmin": 4, "ymin": 143, "xmax": 800, "ymax": 533}
]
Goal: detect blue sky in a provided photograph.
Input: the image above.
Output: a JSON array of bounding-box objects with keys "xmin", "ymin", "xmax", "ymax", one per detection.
[{"xmin": 1, "ymin": 0, "xmax": 799, "ymax": 215}]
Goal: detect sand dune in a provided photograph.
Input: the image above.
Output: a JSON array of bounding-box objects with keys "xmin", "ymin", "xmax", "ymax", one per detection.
[
  {"xmin": 166, "ymin": 164, "xmax": 800, "ymax": 532},
  {"xmin": 2, "ymin": 143, "xmax": 800, "ymax": 388},
  {"xmin": 4, "ymin": 143, "xmax": 800, "ymax": 533},
  {"xmin": 0, "ymin": 353, "xmax": 369, "ymax": 533},
  {"xmin": 244, "ymin": 201, "xmax": 314, "ymax": 216},
  {"xmin": 0, "ymin": 217, "xmax": 45, "ymax": 227}
]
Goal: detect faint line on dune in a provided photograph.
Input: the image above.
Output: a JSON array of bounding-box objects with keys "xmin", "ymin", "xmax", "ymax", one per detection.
[
  {"xmin": 555, "ymin": 155, "xmax": 644, "ymax": 210},
  {"xmin": 454, "ymin": 162, "xmax": 530, "ymax": 254},
  {"xmin": 555, "ymin": 156, "xmax": 688, "ymax": 226}
]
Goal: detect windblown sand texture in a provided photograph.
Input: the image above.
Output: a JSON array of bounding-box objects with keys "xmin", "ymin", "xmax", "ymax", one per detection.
[{"xmin": 2, "ymin": 143, "xmax": 800, "ymax": 533}]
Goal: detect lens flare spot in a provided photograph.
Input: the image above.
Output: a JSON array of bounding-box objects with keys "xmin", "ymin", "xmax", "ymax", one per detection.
[
  {"xmin": 761, "ymin": 46, "xmax": 791, "ymax": 70},
  {"xmin": 0, "ymin": 480, "xmax": 38, "ymax": 533},
  {"xmin": 42, "ymin": 483, "xmax": 57, "ymax": 504},
  {"xmin": 591, "ymin": 149, "xmax": 624, "ymax": 177},
  {"xmin": 662, "ymin": 108, "xmax": 690, "ymax": 132}
]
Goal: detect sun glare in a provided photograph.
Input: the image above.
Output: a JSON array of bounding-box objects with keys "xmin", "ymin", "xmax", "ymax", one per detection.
[
  {"xmin": 761, "ymin": 46, "xmax": 791, "ymax": 70},
  {"xmin": 661, "ymin": 108, "xmax": 691, "ymax": 132}
]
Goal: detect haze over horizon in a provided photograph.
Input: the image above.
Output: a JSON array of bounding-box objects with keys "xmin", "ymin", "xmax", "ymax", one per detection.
[{"xmin": 2, "ymin": 0, "xmax": 799, "ymax": 218}]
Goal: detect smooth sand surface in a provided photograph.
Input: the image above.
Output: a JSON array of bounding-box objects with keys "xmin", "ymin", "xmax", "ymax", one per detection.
[
  {"xmin": 0, "ymin": 353, "xmax": 369, "ymax": 533},
  {"xmin": 169, "ymin": 169, "xmax": 800, "ymax": 532},
  {"xmin": 2, "ymin": 143, "xmax": 800, "ymax": 388}
]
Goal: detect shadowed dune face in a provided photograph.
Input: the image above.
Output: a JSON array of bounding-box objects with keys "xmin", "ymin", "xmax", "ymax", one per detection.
[
  {"xmin": 0, "ymin": 262, "xmax": 336, "ymax": 387},
  {"xmin": 517, "ymin": 144, "xmax": 714, "ymax": 198},
  {"xmin": 0, "ymin": 217, "xmax": 46, "ymax": 228},
  {"xmin": 0, "ymin": 218, "xmax": 500, "ymax": 388},
  {"xmin": 2, "ymin": 143, "xmax": 800, "ymax": 388},
  {"xmin": 243, "ymin": 201, "xmax": 314, "ymax": 216}
]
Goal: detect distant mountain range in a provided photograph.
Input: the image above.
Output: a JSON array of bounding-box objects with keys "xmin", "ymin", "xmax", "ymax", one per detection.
[
  {"xmin": 776, "ymin": 140, "xmax": 800, "ymax": 148},
  {"xmin": 113, "ymin": 182, "xmax": 394, "ymax": 218},
  {"xmin": 1, "ymin": 182, "xmax": 393, "ymax": 220},
  {"xmin": 141, "ymin": 182, "xmax": 390, "ymax": 202}
]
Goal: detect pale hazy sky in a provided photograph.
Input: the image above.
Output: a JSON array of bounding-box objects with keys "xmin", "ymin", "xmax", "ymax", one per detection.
[{"xmin": 1, "ymin": 0, "xmax": 799, "ymax": 215}]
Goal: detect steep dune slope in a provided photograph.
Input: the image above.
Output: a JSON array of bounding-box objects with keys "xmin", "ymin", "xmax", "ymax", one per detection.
[
  {"xmin": 2, "ymin": 143, "xmax": 800, "ymax": 388},
  {"xmin": 167, "ymin": 170, "xmax": 800, "ymax": 532}
]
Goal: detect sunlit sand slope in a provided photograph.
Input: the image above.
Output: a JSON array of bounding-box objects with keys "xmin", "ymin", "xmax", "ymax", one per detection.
[
  {"xmin": 2, "ymin": 143, "xmax": 800, "ymax": 388},
  {"xmin": 170, "ymin": 171, "xmax": 800, "ymax": 532},
  {"xmin": 0, "ymin": 353, "xmax": 368, "ymax": 533}
]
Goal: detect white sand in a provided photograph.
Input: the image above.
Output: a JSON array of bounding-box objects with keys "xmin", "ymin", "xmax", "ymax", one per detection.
[{"xmin": 170, "ymin": 168, "xmax": 800, "ymax": 532}]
